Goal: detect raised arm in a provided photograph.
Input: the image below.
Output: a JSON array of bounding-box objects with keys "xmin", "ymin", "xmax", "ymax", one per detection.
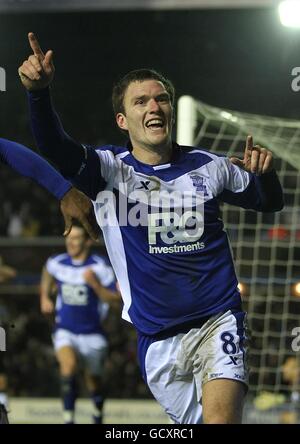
[
  {"xmin": 18, "ymin": 32, "xmax": 84, "ymax": 177},
  {"xmin": 218, "ymin": 135, "xmax": 284, "ymax": 212},
  {"xmin": 19, "ymin": 33, "xmax": 106, "ymax": 200},
  {"xmin": 0, "ymin": 137, "xmax": 71, "ymax": 199},
  {"xmin": 0, "ymin": 138, "xmax": 100, "ymax": 240}
]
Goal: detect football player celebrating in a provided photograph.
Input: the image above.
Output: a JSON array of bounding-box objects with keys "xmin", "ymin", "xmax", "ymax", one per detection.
[{"xmin": 18, "ymin": 32, "xmax": 284, "ymax": 424}]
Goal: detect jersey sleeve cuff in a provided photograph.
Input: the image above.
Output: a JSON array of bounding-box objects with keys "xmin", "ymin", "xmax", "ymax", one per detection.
[
  {"xmin": 27, "ymin": 86, "xmax": 51, "ymax": 101},
  {"xmin": 55, "ymin": 180, "xmax": 73, "ymax": 201}
]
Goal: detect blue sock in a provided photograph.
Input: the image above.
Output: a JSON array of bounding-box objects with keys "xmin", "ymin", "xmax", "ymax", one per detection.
[
  {"xmin": 91, "ymin": 392, "xmax": 104, "ymax": 424},
  {"xmin": 61, "ymin": 376, "xmax": 77, "ymax": 424}
]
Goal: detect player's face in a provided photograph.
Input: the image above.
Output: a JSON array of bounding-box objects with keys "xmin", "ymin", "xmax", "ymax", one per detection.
[
  {"xmin": 65, "ymin": 226, "xmax": 90, "ymax": 258},
  {"xmin": 116, "ymin": 79, "xmax": 173, "ymax": 152}
]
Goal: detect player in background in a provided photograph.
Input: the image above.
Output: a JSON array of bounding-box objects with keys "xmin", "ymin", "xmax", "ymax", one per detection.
[
  {"xmin": 40, "ymin": 222, "xmax": 120, "ymax": 424},
  {"xmin": 19, "ymin": 33, "xmax": 284, "ymax": 424}
]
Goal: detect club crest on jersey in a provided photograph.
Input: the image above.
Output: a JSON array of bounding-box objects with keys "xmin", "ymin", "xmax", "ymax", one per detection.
[{"xmin": 190, "ymin": 174, "xmax": 209, "ymax": 196}]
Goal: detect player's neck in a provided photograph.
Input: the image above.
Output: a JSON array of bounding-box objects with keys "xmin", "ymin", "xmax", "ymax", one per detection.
[
  {"xmin": 131, "ymin": 141, "xmax": 173, "ymax": 165},
  {"xmin": 70, "ymin": 250, "xmax": 89, "ymax": 262}
]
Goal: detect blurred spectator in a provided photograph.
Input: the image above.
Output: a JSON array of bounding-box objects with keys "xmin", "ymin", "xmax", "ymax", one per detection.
[
  {"xmin": 0, "ymin": 256, "xmax": 16, "ymax": 284},
  {"xmin": 280, "ymin": 357, "xmax": 300, "ymax": 424}
]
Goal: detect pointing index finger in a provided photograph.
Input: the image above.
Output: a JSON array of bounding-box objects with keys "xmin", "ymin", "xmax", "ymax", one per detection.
[
  {"xmin": 243, "ymin": 135, "xmax": 253, "ymax": 163},
  {"xmin": 246, "ymin": 135, "xmax": 253, "ymax": 152},
  {"xmin": 28, "ymin": 32, "xmax": 45, "ymax": 58}
]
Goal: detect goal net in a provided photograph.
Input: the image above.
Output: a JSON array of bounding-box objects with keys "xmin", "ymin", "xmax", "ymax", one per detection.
[{"xmin": 177, "ymin": 96, "xmax": 300, "ymax": 423}]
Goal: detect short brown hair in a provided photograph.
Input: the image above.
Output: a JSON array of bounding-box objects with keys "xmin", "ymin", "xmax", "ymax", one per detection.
[
  {"xmin": 112, "ymin": 68, "xmax": 175, "ymax": 115},
  {"xmin": 70, "ymin": 221, "xmax": 89, "ymax": 239}
]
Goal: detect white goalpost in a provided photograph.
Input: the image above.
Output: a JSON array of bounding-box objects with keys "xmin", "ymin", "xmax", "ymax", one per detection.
[{"xmin": 177, "ymin": 96, "xmax": 300, "ymax": 423}]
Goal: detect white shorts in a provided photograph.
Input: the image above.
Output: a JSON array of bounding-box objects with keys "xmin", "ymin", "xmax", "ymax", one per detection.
[
  {"xmin": 141, "ymin": 310, "xmax": 248, "ymax": 424},
  {"xmin": 53, "ymin": 328, "xmax": 108, "ymax": 376}
]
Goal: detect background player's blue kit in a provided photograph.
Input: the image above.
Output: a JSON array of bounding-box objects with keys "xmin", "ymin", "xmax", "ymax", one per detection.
[
  {"xmin": 47, "ymin": 253, "xmax": 114, "ymax": 334},
  {"xmin": 47, "ymin": 253, "xmax": 115, "ymax": 376}
]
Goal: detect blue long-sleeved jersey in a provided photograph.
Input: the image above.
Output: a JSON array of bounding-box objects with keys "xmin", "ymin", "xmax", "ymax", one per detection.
[
  {"xmin": 0, "ymin": 137, "xmax": 71, "ymax": 200},
  {"xmin": 28, "ymin": 88, "xmax": 284, "ymax": 336}
]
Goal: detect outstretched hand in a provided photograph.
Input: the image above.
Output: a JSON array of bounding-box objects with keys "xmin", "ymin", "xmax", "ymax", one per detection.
[
  {"xmin": 60, "ymin": 187, "xmax": 101, "ymax": 242},
  {"xmin": 18, "ymin": 32, "xmax": 55, "ymax": 91},
  {"xmin": 230, "ymin": 135, "xmax": 273, "ymax": 175}
]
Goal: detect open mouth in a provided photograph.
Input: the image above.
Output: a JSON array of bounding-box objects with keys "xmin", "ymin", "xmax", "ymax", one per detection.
[{"xmin": 145, "ymin": 118, "xmax": 165, "ymax": 131}]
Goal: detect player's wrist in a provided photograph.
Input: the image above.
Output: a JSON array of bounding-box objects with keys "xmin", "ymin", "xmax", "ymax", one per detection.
[
  {"xmin": 27, "ymin": 85, "xmax": 51, "ymax": 99},
  {"xmin": 58, "ymin": 183, "xmax": 74, "ymax": 202}
]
